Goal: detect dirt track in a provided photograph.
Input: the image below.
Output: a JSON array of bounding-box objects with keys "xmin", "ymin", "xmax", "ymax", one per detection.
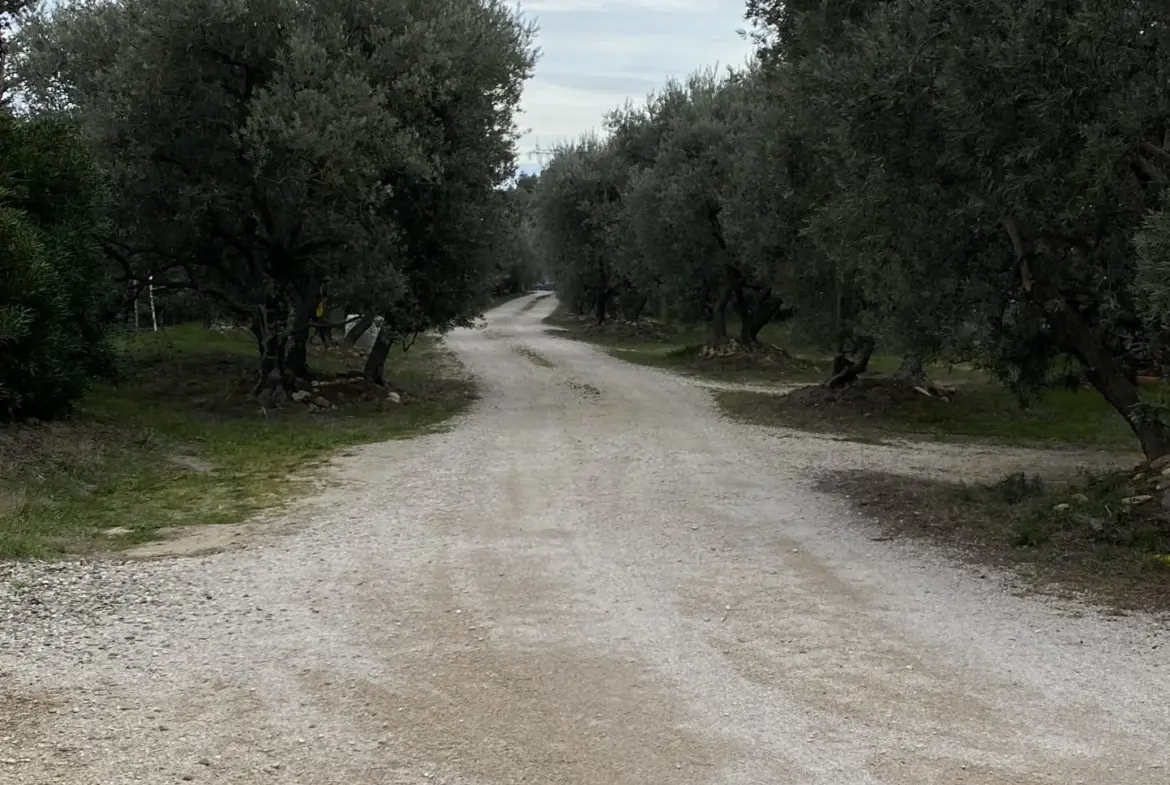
[{"xmin": 2, "ymin": 293, "xmax": 1166, "ymax": 785}]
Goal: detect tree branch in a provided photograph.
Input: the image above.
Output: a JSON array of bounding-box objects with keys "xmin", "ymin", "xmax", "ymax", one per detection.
[
  {"xmin": 1139, "ymin": 141, "xmax": 1170, "ymax": 166},
  {"xmin": 1003, "ymin": 218, "xmax": 1034, "ymax": 294}
]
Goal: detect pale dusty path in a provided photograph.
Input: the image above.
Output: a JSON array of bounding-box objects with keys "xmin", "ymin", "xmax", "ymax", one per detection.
[{"xmin": 1, "ymin": 294, "xmax": 1166, "ymax": 785}]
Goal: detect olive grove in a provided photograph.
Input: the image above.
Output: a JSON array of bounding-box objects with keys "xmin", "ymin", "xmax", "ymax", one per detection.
[
  {"xmin": 3, "ymin": 0, "xmax": 535, "ymax": 414},
  {"xmin": 528, "ymin": 0, "xmax": 1170, "ymax": 460}
]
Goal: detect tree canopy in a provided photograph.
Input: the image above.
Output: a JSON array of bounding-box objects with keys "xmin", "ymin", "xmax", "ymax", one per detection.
[
  {"xmin": 14, "ymin": 0, "xmax": 535, "ymax": 392},
  {"xmin": 526, "ymin": 0, "xmax": 1170, "ymax": 459}
]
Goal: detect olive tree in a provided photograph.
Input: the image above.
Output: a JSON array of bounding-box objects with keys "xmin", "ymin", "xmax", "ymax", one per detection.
[
  {"xmin": 17, "ymin": 0, "xmax": 535, "ymax": 388},
  {"xmin": 789, "ymin": 0, "xmax": 1170, "ymax": 458},
  {"xmin": 535, "ymin": 136, "xmax": 631, "ymax": 323}
]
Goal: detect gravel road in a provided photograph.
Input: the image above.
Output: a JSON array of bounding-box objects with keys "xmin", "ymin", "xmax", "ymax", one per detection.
[{"xmin": 2, "ymin": 293, "xmax": 1167, "ymax": 785}]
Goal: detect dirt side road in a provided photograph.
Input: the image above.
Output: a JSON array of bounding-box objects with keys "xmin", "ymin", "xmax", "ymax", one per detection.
[{"xmin": 2, "ymin": 294, "xmax": 1166, "ymax": 785}]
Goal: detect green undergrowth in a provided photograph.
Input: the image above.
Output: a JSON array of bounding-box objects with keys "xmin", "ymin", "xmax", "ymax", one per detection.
[
  {"xmin": 543, "ymin": 304, "xmax": 984, "ymax": 386},
  {"xmin": 716, "ymin": 376, "xmax": 1166, "ymax": 453},
  {"xmin": 0, "ymin": 324, "xmax": 475, "ymax": 558}
]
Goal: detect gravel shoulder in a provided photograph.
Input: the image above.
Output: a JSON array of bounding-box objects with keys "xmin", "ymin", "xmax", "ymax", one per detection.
[{"xmin": 2, "ymin": 293, "xmax": 1167, "ymax": 784}]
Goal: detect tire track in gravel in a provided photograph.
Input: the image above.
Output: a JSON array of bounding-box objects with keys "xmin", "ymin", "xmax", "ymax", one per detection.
[{"xmin": 1, "ymin": 293, "xmax": 1166, "ymax": 785}]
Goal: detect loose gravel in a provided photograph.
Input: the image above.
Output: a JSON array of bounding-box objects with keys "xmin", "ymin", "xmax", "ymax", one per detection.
[{"xmin": 1, "ymin": 294, "xmax": 1167, "ymax": 785}]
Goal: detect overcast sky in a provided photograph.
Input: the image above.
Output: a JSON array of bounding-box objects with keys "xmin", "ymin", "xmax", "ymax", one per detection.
[{"xmin": 515, "ymin": 0, "xmax": 755, "ymax": 174}]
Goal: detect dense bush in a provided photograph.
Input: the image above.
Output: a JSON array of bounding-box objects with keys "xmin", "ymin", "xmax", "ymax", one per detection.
[{"xmin": 0, "ymin": 115, "xmax": 111, "ymax": 420}]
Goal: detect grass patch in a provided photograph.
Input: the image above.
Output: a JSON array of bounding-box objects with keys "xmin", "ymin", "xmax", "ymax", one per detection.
[
  {"xmin": 543, "ymin": 304, "xmax": 983, "ymax": 387},
  {"xmin": 823, "ymin": 464, "xmax": 1170, "ymax": 612},
  {"xmin": 513, "ymin": 345, "xmax": 556, "ymax": 368},
  {"xmin": 0, "ymin": 324, "xmax": 475, "ymax": 559},
  {"xmin": 717, "ymin": 376, "xmax": 1166, "ymax": 452}
]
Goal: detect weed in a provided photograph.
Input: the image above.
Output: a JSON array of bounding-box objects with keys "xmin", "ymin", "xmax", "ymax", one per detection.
[
  {"xmin": 1011, "ymin": 515, "xmax": 1053, "ymax": 547},
  {"xmin": 992, "ymin": 473, "xmax": 1046, "ymax": 505}
]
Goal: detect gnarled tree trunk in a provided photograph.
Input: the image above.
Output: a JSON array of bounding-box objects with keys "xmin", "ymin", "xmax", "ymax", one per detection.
[
  {"xmin": 1044, "ymin": 302, "xmax": 1170, "ymax": 460},
  {"xmin": 1006, "ymin": 218, "xmax": 1170, "ymax": 460},
  {"xmin": 251, "ymin": 298, "xmax": 289, "ymax": 395},
  {"xmin": 709, "ymin": 287, "xmax": 733, "ymax": 346},
  {"xmin": 825, "ymin": 336, "xmax": 875, "ymax": 388},
  {"xmin": 285, "ymin": 295, "xmax": 318, "ymax": 381},
  {"xmin": 629, "ymin": 294, "xmax": 648, "ymax": 322},
  {"xmin": 362, "ymin": 325, "xmax": 394, "ymax": 385},
  {"xmin": 733, "ymin": 286, "xmax": 791, "ymax": 350},
  {"xmin": 896, "ymin": 351, "xmax": 927, "ymax": 385},
  {"xmin": 344, "ymin": 313, "xmax": 375, "ymax": 346}
]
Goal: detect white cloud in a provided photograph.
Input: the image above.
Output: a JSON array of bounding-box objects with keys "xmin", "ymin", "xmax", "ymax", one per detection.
[
  {"xmin": 522, "ymin": 0, "xmax": 713, "ymax": 12},
  {"xmin": 515, "ymin": 81, "xmax": 629, "ymax": 160},
  {"xmin": 516, "ymin": 3, "xmax": 755, "ymax": 167}
]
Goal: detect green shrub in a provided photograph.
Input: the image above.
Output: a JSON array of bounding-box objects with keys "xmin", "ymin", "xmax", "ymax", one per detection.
[{"xmin": 0, "ymin": 114, "xmax": 112, "ymax": 420}]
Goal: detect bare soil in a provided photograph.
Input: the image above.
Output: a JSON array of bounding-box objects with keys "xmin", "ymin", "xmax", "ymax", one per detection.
[
  {"xmin": 820, "ymin": 469, "xmax": 1170, "ymax": 614},
  {"xmin": 724, "ymin": 376, "xmax": 956, "ymax": 431}
]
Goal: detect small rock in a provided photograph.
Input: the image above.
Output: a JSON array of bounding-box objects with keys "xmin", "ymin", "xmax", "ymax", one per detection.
[
  {"xmin": 104, "ymin": 527, "xmax": 133, "ymax": 537},
  {"xmin": 1052, "ymin": 503, "xmax": 1071, "ymax": 512},
  {"xmin": 308, "ymin": 404, "xmax": 321, "ymax": 413},
  {"xmin": 1162, "ymin": 491, "xmax": 1170, "ymax": 511},
  {"xmin": 1149, "ymin": 454, "xmax": 1170, "ymax": 472},
  {"xmin": 313, "ymin": 396, "xmax": 330, "ymax": 408},
  {"xmin": 1071, "ymin": 493, "xmax": 1090, "ymax": 504},
  {"xmin": 386, "ymin": 391, "xmax": 401, "ymax": 404},
  {"xmin": 1122, "ymin": 495, "xmax": 1154, "ymax": 506},
  {"xmin": 291, "ymin": 390, "xmax": 311, "ymax": 403}
]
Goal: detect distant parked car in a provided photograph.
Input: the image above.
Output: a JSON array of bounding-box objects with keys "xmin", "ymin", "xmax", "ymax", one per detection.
[{"xmin": 534, "ymin": 281, "xmax": 555, "ymax": 291}]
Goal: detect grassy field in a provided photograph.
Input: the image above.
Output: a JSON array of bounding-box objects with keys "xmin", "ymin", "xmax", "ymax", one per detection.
[{"xmin": 0, "ymin": 324, "xmax": 475, "ymax": 558}]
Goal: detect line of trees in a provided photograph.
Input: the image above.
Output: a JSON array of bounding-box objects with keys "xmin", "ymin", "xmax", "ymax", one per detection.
[
  {"xmin": 528, "ymin": 0, "xmax": 1170, "ymax": 461},
  {"xmin": 1, "ymin": 0, "xmax": 540, "ymax": 419}
]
